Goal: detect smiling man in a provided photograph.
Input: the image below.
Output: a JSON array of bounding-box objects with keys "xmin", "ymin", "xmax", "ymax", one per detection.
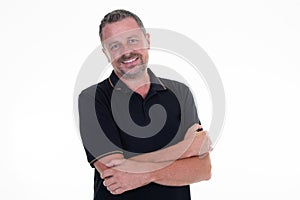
[{"xmin": 78, "ymin": 9, "xmax": 212, "ymax": 200}]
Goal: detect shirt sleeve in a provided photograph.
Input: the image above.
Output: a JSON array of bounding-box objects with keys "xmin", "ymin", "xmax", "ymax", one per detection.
[
  {"xmin": 160, "ymin": 79, "xmax": 201, "ymax": 142},
  {"xmin": 182, "ymin": 85, "xmax": 201, "ymax": 131},
  {"xmin": 78, "ymin": 90, "xmax": 123, "ymax": 167}
]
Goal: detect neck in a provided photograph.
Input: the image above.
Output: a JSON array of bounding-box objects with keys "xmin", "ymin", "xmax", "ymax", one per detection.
[{"xmin": 117, "ymin": 69, "xmax": 150, "ymax": 99}]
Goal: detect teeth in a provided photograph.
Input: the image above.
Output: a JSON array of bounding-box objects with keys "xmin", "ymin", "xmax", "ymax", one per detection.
[{"xmin": 122, "ymin": 57, "xmax": 137, "ymax": 63}]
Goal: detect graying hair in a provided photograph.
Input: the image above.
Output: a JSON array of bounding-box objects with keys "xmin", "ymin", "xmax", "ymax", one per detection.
[{"xmin": 99, "ymin": 9, "xmax": 146, "ymax": 41}]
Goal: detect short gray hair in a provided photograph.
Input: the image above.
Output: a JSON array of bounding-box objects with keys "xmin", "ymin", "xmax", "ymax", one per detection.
[{"xmin": 99, "ymin": 9, "xmax": 146, "ymax": 41}]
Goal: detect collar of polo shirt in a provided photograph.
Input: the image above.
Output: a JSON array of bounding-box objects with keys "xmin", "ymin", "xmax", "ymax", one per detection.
[{"xmin": 108, "ymin": 68, "xmax": 167, "ymax": 93}]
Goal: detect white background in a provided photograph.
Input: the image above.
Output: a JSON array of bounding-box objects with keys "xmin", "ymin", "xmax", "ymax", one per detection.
[{"xmin": 1, "ymin": 0, "xmax": 299, "ymax": 199}]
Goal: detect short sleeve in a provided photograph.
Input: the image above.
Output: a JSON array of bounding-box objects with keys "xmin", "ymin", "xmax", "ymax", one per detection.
[
  {"xmin": 173, "ymin": 84, "xmax": 201, "ymax": 133},
  {"xmin": 78, "ymin": 91, "xmax": 123, "ymax": 167},
  {"xmin": 182, "ymin": 86, "xmax": 201, "ymax": 131},
  {"xmin": 160, "ymin": 79, "xmax": 201, "ymax": 143}
]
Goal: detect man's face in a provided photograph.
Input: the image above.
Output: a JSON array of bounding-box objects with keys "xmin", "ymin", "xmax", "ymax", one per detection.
[{"xmin": 101, "ymin": 17, "xmax": 150, "ymax": 79}]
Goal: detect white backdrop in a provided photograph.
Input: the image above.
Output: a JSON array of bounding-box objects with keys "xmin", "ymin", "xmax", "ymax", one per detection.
[{"xmin": 1, "ymin": 0, "xmax": 299, "ymax": 199}]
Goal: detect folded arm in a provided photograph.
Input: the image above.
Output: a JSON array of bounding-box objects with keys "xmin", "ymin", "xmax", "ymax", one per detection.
[
  {"xmin": 128, "ymin": 124, "xmax": 211, "ymax": 163},
  {"xmin": 94, "ymin": 123, "xmax": 212, "ymax": 194},
  {"xmin": 101, "ymin": 153, "xmax": 211, "ymax": 194}
]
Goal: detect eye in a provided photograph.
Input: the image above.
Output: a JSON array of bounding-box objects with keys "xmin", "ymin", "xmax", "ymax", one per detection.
[
  {"xmin": 128, "ymin": 38, "xmax": 139, "ymax": 44},
  {"xmin": 110, "ymin": 43, "xmax": 120, "ymax": 51}
]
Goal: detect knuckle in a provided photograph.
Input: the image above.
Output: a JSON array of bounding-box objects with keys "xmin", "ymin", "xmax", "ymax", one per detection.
[{"xmin": 117, "ymin": 189, "xmax": 124, "ymax": 194}]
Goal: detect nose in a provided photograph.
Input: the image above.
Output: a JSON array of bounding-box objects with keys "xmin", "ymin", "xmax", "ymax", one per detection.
[
  {"xmin": 122, "ymin": 50, "xmax": 132, "ymax": 57},
  {"xmin": 121, "ymin": 43, "xmax": 134, "ymax": 56}
]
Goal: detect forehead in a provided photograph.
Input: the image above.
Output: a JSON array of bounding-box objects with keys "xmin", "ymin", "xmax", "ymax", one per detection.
[{"xmin": 101, "ymin": 17, "xmax": 142, "ymax": 41}]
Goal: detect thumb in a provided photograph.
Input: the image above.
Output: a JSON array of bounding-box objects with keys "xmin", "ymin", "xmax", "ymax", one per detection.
[
  {"xmin": 105, "ymin": 159, "xmax": 124, "ymax": 167},
  {"xmin": 188, "ymin": 123, "xmax": 202, "ymax": 132}
]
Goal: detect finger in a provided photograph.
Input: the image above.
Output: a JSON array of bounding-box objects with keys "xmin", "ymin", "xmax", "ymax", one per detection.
[
  {"xmin": 207, "ymin": 138, "xmax": 213, "ymax": 152},
  {"xmin": 207, "ymin": 136, "xmax": 213, "ymax": 147},
  {"xmin": 195, "ymin": 130, "xmax": 206, "ymax": 138},
  {"xmin": 106, "ymin": 159, "xmax": 124, "ymax": 167},
  {"xmin": 103, "ymin": 177, "xmax": 115, "ymax": 187},
  {"xmin": 184, "ymin": 124, "xmax": 202, "ymax": 139},
  {"xmin": 102, "ymin": 169, "xmax": 115, "ymax": 179},
  {"xmin": 203, "ymin": 134, "xmax": 213, "ymax": 151},
  {"xmin": 187, "ymin": 123, "xmax": 201, "ymax": 132},
  {"xmin": 199, "ymin": 136, "xmax": 213, "ymax": 154},
  {"xmin": 111, "ymin": 188, "xmax": 125, "ymax": 195},
  {"xmin": 107, "ymin": 183, "xmax": 121, "ymax": 192},
  {"xmin": 106, "ymin": 160, "xmax": 116, "ymax": 167},
  {"xmin": 193, "ymin": 123, "xmax": 202, "ymax": 132}
]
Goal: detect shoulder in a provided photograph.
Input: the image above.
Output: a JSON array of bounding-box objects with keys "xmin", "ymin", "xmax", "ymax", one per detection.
[
  {"xmin": 79, "ymin": 84, "xmax": 98, "ymax": 98},
  {"xmin": 79, "ymin": 79, "xmax": 112, "ymax": 102},
  {"xmin": 159, "ymin": 77, "xmax": 191, "ymax": 95}
]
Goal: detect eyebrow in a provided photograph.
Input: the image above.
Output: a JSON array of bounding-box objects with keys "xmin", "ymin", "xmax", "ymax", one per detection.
[{"xmin": 126, "ymin": 35, "xmax": 139, "ymax": 39}]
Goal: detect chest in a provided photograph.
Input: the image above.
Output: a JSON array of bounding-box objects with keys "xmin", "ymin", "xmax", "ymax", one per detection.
[{"xmin": 111, "ymin": 90, "xmax": 182, "ymax": 154}]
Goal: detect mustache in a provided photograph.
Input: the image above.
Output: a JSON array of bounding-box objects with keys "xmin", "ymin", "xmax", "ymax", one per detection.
[{"xmin": 117, "ymin": 53, "xmax": 142, "ymax": 63}]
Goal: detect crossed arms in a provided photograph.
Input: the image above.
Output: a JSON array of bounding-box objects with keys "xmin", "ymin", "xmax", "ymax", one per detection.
[{"xmin": 93, "ymin": 123, "xmax": 212, "ymax": 195}]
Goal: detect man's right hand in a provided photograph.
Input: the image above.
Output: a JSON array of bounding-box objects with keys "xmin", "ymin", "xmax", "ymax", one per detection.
[{"xmin": 93, "ymin": 153, "xmax": 124, "ymax": 176}]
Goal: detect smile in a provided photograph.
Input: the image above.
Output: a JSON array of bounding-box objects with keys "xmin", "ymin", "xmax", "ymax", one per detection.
[{"xmin": 121, "ymin": 56, "xmax": 138, "ymax": 64}]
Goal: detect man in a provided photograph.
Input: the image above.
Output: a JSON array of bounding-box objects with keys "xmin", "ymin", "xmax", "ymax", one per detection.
[{"xmin": 79, "ymin": 9, "xmax": 212, "ymax": 200}]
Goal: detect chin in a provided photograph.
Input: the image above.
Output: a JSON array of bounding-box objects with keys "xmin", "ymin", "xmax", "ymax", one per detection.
[{"xmin": 120, "ymin": 64, "xmax": 146, "ymax": 79}]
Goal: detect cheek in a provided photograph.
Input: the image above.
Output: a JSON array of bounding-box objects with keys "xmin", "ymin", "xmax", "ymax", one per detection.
[
  {"xmin": 135, "ymin": 49, "xmax": 148, "ymax": 57},
  {"xmin": 142, "ymin": 51, "xmax": 149, "ymax": 63},
  {"xmin": 111, "ymin": 59, "xmax": 120, "ymax": 69},
  {"xmin": 110, "ymin": 53, "xmax": 120, "ymax": 62}
]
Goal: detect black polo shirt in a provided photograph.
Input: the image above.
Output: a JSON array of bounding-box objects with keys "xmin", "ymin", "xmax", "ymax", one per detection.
[{"xmin": 79, "ymin": 69, "xmax": 200, "ymax": 200}]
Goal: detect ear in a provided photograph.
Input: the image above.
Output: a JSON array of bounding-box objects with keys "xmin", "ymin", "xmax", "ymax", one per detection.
[
  {"xmin": 145, "ymin": 33, "xmax": 150, "ymax": 49},
  {"xmin": 102, "ymin": 47, "xmax": 111, "ymax": 62}
]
